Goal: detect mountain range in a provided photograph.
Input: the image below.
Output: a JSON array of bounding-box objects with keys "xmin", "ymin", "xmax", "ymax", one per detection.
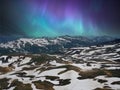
[{"xmin": 0, "ymin": 35, "xmax": 119, "ymax": 54}]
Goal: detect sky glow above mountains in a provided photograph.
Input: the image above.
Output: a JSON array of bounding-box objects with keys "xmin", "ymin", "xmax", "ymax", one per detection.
[{"xmin": 1, "ymin": 0, "xmax": 120, "ymax": 37}]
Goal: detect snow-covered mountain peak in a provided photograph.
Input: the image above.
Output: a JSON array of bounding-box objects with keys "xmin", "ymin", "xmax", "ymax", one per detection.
[{"xmin": 0, "ymin": 36, "xmax": 119, "ymax": 54}]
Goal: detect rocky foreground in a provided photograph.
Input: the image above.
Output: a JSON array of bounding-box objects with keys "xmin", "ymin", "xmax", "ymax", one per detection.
[{"xmin": 0, "ymin": 43, "xmax": 120, "ymax": 90}]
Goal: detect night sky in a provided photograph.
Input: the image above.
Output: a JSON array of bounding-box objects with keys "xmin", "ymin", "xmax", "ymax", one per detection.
[{"xmin": 1, "ymin": 0, "xmax": 120, "ymax": 38}]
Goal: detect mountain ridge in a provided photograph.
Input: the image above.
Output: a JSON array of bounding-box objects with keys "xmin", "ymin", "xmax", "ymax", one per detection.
[{"xmin": 0, "ymin": 36, "xmax": 119, "ymax": 54}]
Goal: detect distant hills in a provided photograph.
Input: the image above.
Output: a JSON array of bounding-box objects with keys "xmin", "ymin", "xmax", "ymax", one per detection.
[{"xmin": 0, "ymin": 35, "xmax": 119, "ymax": 54}]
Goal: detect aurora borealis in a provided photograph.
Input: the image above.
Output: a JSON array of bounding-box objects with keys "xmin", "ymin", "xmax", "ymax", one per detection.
[{"xmin": 1, "ymin": 0, "xmax": 120, "ymax": 37}]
